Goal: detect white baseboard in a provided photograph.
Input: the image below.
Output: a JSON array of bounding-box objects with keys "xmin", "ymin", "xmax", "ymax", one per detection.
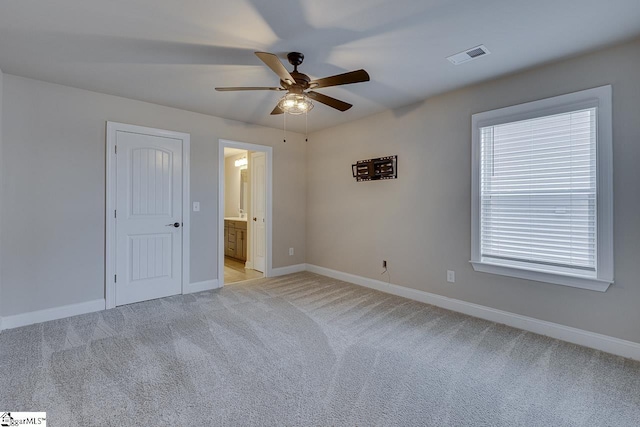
[
  {"xmin": 0, "ymin": 299, "xmax": 106, "ymax": 331},
  {"xmin": 0, "ymin": 278, "xmax": 221, "ymax": 332},
  {"xmin": 271, "ymin": 264, "xmax": 306, "ymax": 277},
  {"xmin": 305, "ymin": 264, "xmax": 640, "ymax": 361},
  {"xmin": 184, "ymin": 279, "xmax": 221, "ymax": 294}
]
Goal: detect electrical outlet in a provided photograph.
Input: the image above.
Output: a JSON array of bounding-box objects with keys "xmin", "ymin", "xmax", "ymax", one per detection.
[
  {"xmin": 382, "ymin": 260, "xmax": 387, "ymax": 269},
  {"xmin": 289, "ymin": 247, "xmax": 294, "ymax": 256},
  {"xmin": 192, "ymin": 201, "xmax": 200, "ymax": 212},
  {"xmin": 447, "ymin": 270, "xmax": 455, "ymax": 283}
]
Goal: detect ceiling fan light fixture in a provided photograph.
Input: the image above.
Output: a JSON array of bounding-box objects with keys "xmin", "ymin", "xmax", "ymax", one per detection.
[
  {"xmin": 278, "ymin": 93, "xmax": 313, "ymax": 115},
  {"xmin": 217, "ymin": 52, "xmax": 369, "ymax": 116}
]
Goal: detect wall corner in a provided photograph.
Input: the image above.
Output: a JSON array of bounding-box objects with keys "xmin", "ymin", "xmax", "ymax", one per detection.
[{"xmin": 0, "ymin": 67, "xmax": 4, "ymax": 327}]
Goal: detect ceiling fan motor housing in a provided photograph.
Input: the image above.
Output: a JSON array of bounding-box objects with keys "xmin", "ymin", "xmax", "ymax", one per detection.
[{"xmin": 284, "ymin": 73, "xmax": 311, "ymax": 93}]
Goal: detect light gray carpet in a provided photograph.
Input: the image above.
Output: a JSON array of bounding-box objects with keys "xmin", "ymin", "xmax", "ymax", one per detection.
[{"xmin": 1, "ymin": 272, "xmax": 639, "ymax": 426}]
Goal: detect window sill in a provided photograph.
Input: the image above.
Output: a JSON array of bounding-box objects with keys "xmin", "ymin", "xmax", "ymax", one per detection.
[{"xmin": 469, "ymin": 261, "xmax": 612, "ymax": 292}]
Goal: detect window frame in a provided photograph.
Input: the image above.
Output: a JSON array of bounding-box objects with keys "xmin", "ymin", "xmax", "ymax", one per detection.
[{"xmin": 470, "ymin": 86, "xmax": 613, "ymax": 292}]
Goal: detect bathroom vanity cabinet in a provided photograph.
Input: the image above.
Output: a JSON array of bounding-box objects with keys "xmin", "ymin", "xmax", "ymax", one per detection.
[{"xmin": 224, "ymin": 219, "xmax": 247, "ymax": 261}]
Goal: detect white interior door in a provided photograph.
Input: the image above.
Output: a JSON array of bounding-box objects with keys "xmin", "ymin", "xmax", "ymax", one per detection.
[
  {"xmin": 115, "ymin": 130, "xmax": 183, "ymax": 306},
  {"xmin": 251, "ymin": 151, "xmax": 266, "ymax": 272}
]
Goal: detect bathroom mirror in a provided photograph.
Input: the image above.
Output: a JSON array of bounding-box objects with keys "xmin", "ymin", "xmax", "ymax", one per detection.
[{"xmin": 240, "ymin": 168, "xmax": 248, "ymax": 212}]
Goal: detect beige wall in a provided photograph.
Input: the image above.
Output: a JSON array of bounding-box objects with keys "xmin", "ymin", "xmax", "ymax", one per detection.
[
  {"xmin": 1, "ymin": 75, "xmax": 306, "ymax": 317},
  {"xmin": 0, "ymin": 68, "xmax": 3, "ymax": 319},
  {"xmin": 306, "ymin": 39, "xmax": 640, "ymax": 343}
]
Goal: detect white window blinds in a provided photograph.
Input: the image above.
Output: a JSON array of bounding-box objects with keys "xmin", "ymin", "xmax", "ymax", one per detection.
[{"xmin": 479, "ymin": 108, "xmax": 597, "ymax": 274}]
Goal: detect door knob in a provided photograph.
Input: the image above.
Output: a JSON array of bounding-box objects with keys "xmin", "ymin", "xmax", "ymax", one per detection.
[
  {"xmin": 253, "ymin": 217, "xmax": 257, "ymax": 221},
  {"xmin": 166, "ymin": 222, "xmax": 180, "ymax": 228}
]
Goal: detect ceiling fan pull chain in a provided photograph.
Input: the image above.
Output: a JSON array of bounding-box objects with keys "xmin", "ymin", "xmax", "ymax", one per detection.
[
  {"xmin": 305, "ymin": 110, "xmax": 309, "ymax": 142},
  {"xmin": 283, "ymin": 111, "xmax": 287, "ymax": 143}
]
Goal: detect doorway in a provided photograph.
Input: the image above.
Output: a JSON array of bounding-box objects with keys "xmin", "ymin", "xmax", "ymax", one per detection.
[
  {"xmin": 106, "ymin": 122, "xmax": 191, "ymax": 309},
  {"xmin": 218, "ymin": 140, "xmax": 272, "ymax": 286}
]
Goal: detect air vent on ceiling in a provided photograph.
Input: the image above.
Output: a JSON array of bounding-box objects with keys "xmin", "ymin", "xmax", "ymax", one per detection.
[{"xmin": 447, "ymin": 45, "xmax": 490, "ymax": 65}]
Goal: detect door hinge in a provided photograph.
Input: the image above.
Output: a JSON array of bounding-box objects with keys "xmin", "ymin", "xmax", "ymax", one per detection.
[
  {"xmin": 114, "ymin": 274, "xmax": 117, "ymax": 283},
  {"xmin": 115, "ymin": 145, "xmax": 117, "ymax": 154},
  {"xmin": 114, "ymin": 210, "xmax": 117, "ymax": 218}
]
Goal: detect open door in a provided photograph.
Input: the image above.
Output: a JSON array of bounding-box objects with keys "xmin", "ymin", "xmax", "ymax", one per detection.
[
  {"xmin": 218, "ymin": 140, "xmax": 272, "ymax": 287},
  {"xmin": 251, "ymin": 151, "xmax": 266, "ymax": 272}
]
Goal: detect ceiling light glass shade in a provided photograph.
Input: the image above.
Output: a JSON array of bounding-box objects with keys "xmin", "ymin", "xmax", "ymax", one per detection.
[
  {"xmin": 278, "ymin": 93, "xmax": 314, "ymax": 115},
  {"xmin": 234, "ymin": 157, "xmax": 247, "ymax": 168}
]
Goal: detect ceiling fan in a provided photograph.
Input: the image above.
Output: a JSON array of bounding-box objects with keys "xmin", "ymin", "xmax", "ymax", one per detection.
[{"xmin": 215, "ymin": 52, "xmax": 370, "ymax": 115}]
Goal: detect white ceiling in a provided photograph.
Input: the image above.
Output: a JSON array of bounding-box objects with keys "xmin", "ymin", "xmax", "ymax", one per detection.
[
  {"xmin": 1, "ymin": 0, "xmax": 639, "ymax": 133},
  {"xmin": 224, "ymin": 147, "xmax": 247, "ymax": 158}
]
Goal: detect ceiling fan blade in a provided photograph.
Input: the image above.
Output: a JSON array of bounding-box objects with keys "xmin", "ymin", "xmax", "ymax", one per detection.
[
  {"xmin": 270, "ymin": 105, "xmax": 284, "ymax": 115},
  {"xmin": 307, "ymin": 91, "xmax": 352, "ymax": 111},
  {"xmin": 310, "ymin": 69, "xmax": 370, "ymax": 89},
  {"xmin": 255, "ymin": 52, "xmax": 296, "ymax": 85},
  {"xmin": 215, "ymin": 86, "xmax": 283, "ymax": 91}
]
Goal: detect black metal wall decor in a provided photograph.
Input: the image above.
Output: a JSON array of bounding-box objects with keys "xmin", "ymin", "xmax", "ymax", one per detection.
[{"xmin": 352, "ymin": 155, "xmax": 397, "ymax": 182}]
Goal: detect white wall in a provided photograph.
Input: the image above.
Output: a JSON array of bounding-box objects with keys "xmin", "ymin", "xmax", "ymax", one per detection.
[
  {"xmin": 306, "ymin": 38, "xmax": 640, "ymax": 344},
  {"xmin": 1, "ymin": 75, "xmax": 307, "ymax": 317}
]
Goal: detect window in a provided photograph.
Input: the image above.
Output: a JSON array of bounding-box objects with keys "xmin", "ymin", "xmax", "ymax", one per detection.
[{"xmin": 471, "ymin": 86, "xmax": 613, "ymax": 291}]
